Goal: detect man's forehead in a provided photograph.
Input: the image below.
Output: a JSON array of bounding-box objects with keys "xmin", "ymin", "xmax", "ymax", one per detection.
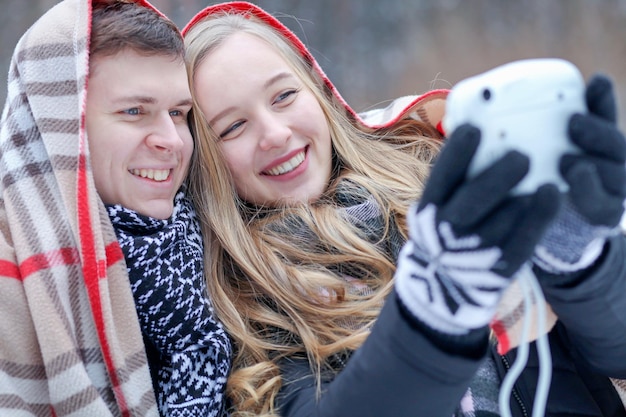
[
  {"xmin": 88, "ymin": 51, "xmax": 191, "ymax": 106},
  {"xmin": 89, "ymin": 48, "xmax": 184, "ymax": 74}
]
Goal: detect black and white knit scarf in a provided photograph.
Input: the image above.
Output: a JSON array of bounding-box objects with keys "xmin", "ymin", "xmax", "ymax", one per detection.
[{"xmin": 107, "ymin": 191, "xmax": 232, "ymax": 417}]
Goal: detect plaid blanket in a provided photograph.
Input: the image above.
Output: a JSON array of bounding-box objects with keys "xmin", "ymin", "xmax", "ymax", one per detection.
[{"xmin": 0, "ymin": 0, "xmax": 158, "ymax": 415}]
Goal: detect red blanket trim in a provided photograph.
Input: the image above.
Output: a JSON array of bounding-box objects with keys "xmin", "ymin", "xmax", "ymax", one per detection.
[
  {"xmin": 0, "ymin": 260, "xmax": 21, "ymax": 279},
  {"xmin": 77, "ymin": 151, "xmax": 130, "ymax": 415},
  {"xmin": 490, "ymin": 319, "xmax": 511, "ymax": 355},
  {"xmin": 0, "ymin": 248, "xmax": 81, "ymax": 281},
  {"xmin": 437, "ymin": 120, "xmax": 446, "ymax": 136}
]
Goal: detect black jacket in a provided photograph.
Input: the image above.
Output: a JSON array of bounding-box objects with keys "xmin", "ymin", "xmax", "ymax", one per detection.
[
  {"xmin": 276, "ymin": 234, "xmax": 626, "ymax": 416},
  {"xmin": 496, "ymin": 322, "xmax": 626, "ymax": 417},
  {"xmin": 499, "ymin": 234, "xmax": 626, "ymax": 416},
  {"xmin": 277, "ymin": 291, "xmax": 488, "ymax": 417}
]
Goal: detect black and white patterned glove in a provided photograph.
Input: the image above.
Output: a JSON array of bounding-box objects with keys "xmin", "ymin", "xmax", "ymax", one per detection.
[
  {"xmin": 395, "ymin": 125, "xmax": 561, "ymax": 335},
  {"xmin": 534, "ymin": 75, "xmax": 626, "ymax": 274}
]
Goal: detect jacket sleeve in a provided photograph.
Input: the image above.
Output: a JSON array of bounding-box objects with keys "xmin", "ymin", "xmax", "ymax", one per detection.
[
  {"xmin": 276, "ymin": 289, "xmax": 487, "ymax": 417},
  {"xmin": 538, "ymin": 233, "xmax": 626, "ymax": 377}
]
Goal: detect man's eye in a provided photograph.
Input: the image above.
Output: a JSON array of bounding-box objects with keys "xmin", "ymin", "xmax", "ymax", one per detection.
[
  {"xmin": 122, "ymin": 108, "xmax": 141, "ymax": 116},
  {"xmin": 170, "ymin": 109, "xmax": 191, "ymax": 125}
]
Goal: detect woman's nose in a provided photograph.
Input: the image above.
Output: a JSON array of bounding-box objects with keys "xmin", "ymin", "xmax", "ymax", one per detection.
[{"xmin": 257, "ymin": 111, "xmax": 291, "ymax": 151}]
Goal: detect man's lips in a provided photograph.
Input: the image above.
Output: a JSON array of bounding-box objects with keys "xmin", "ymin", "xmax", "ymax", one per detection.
[{"xmin": 129, "ymin": 168, "xmax": 171, "ymax": 181}]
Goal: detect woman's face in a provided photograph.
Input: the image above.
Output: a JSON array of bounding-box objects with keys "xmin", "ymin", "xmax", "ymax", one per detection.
[{"xmin": 193, "ymin": 32, "xmax": 332, "ymax": 206}]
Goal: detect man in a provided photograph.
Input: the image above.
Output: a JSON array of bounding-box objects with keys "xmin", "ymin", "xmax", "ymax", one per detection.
[{"xmin": 0, "ymin": 1, "xmax": 230, "ymax": 416}]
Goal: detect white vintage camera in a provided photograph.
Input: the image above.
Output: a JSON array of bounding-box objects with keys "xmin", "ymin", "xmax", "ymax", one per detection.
[{"xmin": 443, "ymin": 58, "xmax": 586, "ymax": 194}]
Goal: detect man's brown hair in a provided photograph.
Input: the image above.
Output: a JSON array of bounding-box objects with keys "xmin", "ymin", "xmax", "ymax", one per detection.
[{"xmin": 90, "ymin": 1, "xmax": 184, "ymax": 60}]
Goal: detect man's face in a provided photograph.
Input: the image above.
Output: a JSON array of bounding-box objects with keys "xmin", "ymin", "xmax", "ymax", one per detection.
[{"xmin": 86, "ymin": 50, "xmax": 193, "ymax": 219}]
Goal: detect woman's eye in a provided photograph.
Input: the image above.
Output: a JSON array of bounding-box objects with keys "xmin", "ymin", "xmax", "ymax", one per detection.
[
  {"xmin": 274, "ymin": 89, "xmax": 299, "ymax": 105},
  {"xmin": 219, "ymin": 120, "xmax": 245, "ymax": 140}
]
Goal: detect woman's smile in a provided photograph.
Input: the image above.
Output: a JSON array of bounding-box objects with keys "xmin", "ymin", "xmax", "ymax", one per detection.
[{"xmin": 262, "ymin": 148, "xmax": 307, "ymax": 176}]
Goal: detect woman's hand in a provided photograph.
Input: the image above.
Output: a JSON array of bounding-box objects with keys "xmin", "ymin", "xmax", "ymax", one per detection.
[
  {"xmin": 395, "ymin": 124, "xmax": 561, "ymax": 334},
  {"xmin": 534, "ymin": 74, "xmax": 626, "ymax": 274}
]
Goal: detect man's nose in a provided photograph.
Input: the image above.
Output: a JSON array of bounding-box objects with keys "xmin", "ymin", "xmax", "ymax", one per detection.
[{"xmin": 146, "ymin": 113, "xmax": 184, "ymax": 152}]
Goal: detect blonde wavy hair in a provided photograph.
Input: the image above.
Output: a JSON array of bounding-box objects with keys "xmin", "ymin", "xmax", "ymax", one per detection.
[{"xmin": 184, "ymin": 11, "xmax": 443, "ymax": 416}]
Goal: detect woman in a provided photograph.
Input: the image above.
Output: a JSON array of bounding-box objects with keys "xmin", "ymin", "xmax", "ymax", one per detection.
[{"xmin": 183, "ymin": 2, "xmax": 626, "ymax": 416}]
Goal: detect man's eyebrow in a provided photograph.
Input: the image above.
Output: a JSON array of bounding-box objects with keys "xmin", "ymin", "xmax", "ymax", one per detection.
[
  {"xmin": 113, "ymin": 96, "xmax": 157, "ymax": 105},
  {"xmin": 113, "ymin": 96, "xmax": 193, "ymax": 107},
  {"xmin": 176, "ymin": 98, "xmax": 194, "ymax": 107}
]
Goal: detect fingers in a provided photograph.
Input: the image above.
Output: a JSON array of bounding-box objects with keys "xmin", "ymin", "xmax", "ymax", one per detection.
[
  {"xmin": 421, "ymin": 123, "xmax": 530, "ymax": 227},
  {"xmin": 568, "ymin": 113, "xmax": 626, "ymax": 162},
  {"xmin": 418, "ymin": 124, "xmax": 480, "ymax": 210},
  {"xmin": 562, "ymin": 154, "xmax": 626, "ymax": 196},
  {"xmin": 585, "ymin": 74, "xmax": 616, "ymax": 123},
  {"xmin": 563, "ymin": 159, "xmax": 626, "ymax": 227},
  {"xmin": 440, "ymin": 150, "xmax": 529, "ymax": 229},
  {"xmin": 494, "ymin": 184, "xmax": 562, "ymax": 277},
  {"xmin": 564, "ymin": 74, "xmax": 626, "ymax": 228}
]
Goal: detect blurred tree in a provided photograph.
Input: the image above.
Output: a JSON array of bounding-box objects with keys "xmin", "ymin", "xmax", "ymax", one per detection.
[
  {"xmin": 2, "ymin": 0, "xmax": 626, "ymax": 127},
  {"xmin": 1, "ymin": 0, "xmax": 59, "ymax": 104}
]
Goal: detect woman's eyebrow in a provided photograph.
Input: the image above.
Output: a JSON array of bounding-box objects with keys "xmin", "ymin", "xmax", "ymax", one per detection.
[
  {"xmin": 209, "ymin": 73, "xmax": 296, "ymax": 126},
  {"xmin": 264, "ymin": 72, "xmax": 295, "ymax": 89}
]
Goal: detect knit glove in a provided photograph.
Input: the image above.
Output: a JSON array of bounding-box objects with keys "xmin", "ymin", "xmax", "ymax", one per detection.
[
  {"xmin": 533, "ymin": 75, "xmax": 626, "ymax": 274},
  {"xmin": 395, "ymin": 125, "xmax": 561, "ymax": 335}
]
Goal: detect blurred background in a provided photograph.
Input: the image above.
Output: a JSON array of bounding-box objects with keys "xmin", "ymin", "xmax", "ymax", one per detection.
[{"xmin": 2, "ymin": 0, "xmax": 626, "ymax": 128}]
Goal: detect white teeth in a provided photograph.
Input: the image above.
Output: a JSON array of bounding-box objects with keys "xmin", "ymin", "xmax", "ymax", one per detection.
[
  {"xmin": 130, "ymin": 168, "xmax": 170, "ymax": 181},
  {"xmin": 265, "ymin": 151, "xmax": 305, "ymax": 176}
]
